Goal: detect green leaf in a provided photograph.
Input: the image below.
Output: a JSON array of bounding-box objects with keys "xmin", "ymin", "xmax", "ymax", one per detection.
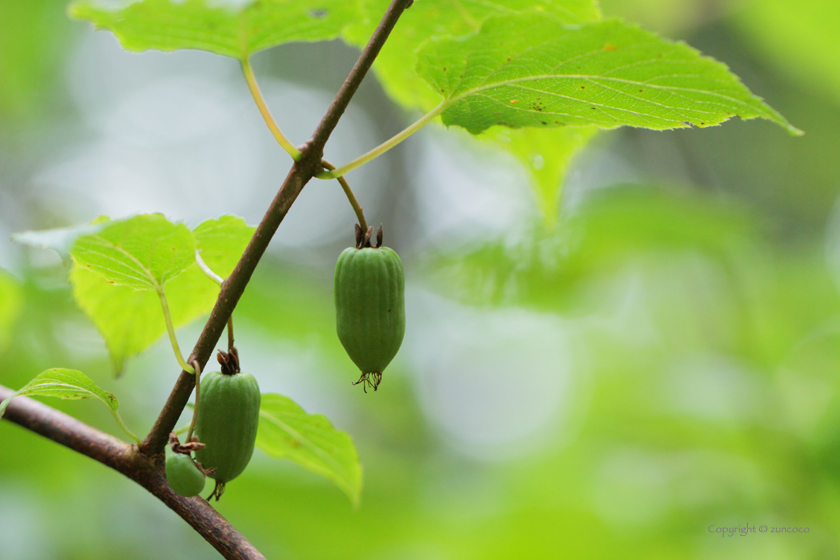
[
  {"xmin": 484, "ymin": 125, "xmax": 598, "ymax": 225},
  {"xmin": 257, "ymin": 393, "xmax": 362, "ymax": 505},
  {"xmin": 0, "ymin": 0, "xmax": 75, "ymax": 124},
  {"xmin": 194, "ymin": 215, "xmax": 255, "ymax": 279},
  {"xmin": 65, "ymin": 214, "xmax": 255, "ymax": 374},
  {"xmin": 0, "ymin": 368, "xmax": 139, "ymax": 442},
  {"xmin": 426, "ymin": 186, "xmax": 755, "ymax": 312},
  {"xmin": 417, "ymin": 15, "xmax": 800, "ymax": 135},
  {"xmin": 71, "ymin": 265, "xmax": 216, "ymax": 376},
  {"xmin": 345, "ymin": 3, "xmax": 602, "ymax": 224},
  {"xmin": 0, "ymin": 268, "xmax": 23, "ymax": 353},
  {"xmin": 67, "ymin": 214, "xmax": 214, "ymax": 374},
  {"xmin": 14, "ymin": 215, "xmax": 216, "ymax": 374},
  {"xmin": 72, "ymin": 214, "xmax": 195, "ymax": 291},
  {"xmin": 734, "ymin": 0, "xmax": 840, "ymax": 106},
  {"xmin": 68, "ymin": 214, "xmax": 256, "ymax": 374},
  {"xmin": 345, "ymin": 0, "xmax": 601, "ymax": 111},
  {"xmin": 70, "ymin": 0, "xmax": 362, "ymax": 60}
]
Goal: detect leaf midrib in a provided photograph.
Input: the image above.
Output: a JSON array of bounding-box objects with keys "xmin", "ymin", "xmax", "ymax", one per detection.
[
  {"xmin": 445, "ymin": 73, "xmax": 775, "ymax": 121},
  {"xmin": 85, "ymin": 234, "xmax": 162, "ymax": 291}
]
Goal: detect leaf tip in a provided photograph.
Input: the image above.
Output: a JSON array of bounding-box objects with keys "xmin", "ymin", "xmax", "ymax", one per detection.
[{"xmin": 786, "ymin": 124, "xmax": 805, "ymax": 137}]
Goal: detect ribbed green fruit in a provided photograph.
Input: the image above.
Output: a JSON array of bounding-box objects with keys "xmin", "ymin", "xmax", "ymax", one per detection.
[
  {"xmin": 165, "ymin": 453, "xmax": 206, "ymax": 497},
  {"xmin": 334, "ymin": 246, "xmax": 405, "ymax": 388},
  {"xmin": 194, "ymin": 371, "xmax": 260, "ymax": 483}
]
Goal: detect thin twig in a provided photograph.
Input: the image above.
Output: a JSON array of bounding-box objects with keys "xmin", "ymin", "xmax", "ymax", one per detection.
[
  {"xmin": 322, "ymin": 159, "xmax": 368, "ymax": 232},
  {"xmin": 2, "ymin": 2, "xmax": 414, "ymax": 559},
  {"xmin": 307, "ymin": 0, "xmax": 414, "ymax": 155},
  {"xmin": 141, "ymin": 0, "xmax": 414, "ymax": 457},
  {"xmin": 227, "ymin": 317, "xmax": 235, "ymax": 352},
  {"xmin": 0, "ymin": 385, "xmax": 265, "ymax": 560}
]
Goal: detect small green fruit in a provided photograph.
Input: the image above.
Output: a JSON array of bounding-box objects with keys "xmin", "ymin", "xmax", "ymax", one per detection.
[
  {"xmin": 165, "ymin": 453, "xmax": 205, "ymax": 497},
  {"xmin": 194, "ymin": 369, "xmax": 260, "ymax": 484},
  {"xmin": 334, "ymin": 238, "xmax": 405, "ymax": 391}
]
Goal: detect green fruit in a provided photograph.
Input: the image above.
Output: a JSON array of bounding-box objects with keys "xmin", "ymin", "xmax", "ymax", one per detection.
[
  {"xmin": 334, "ymin": 245, "xmax": 405, "ymax": 390},
  {"xmin": 165, "ymin": 453, "xmax": 205, "ymax": 497},
  {"xmin": 194, "ymin": 370, "xmax": 260, "ymax": 483}
]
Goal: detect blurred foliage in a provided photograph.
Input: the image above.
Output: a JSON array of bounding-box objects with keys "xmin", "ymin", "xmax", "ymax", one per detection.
[
  {"xmin": 0, "ymin": 268, "xmax": 23, "ymax": 352},
  {"xmin": 2, "ymin": 0, "xmax": 840, "ymax": 559},
  {"xmin": 483, "ymin": 126, "xmax": 599, "ymax": 225},
  {"xmin": 599, "ymin": 0, "xmax": 710, "ymax": 34},
  {"xmin": 424, "ymin": 185, "xmax": 756, "ymax": 313},
  {"xmin": 734, "ymin": 0, "xmax": 840, "ymax": 107},
  {"xmin": 0, "ymin": 0, "xmax": 75, "ymax": 127}
]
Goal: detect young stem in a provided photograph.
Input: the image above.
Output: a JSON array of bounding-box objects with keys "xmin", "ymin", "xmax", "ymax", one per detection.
[
  {"xmin": 185, "ymin": 359, "xmax": 201, "ymax": 443},
  {"xmin": 157, "ymin": 288, "xmax": 195, "ymax": 375},
  {"xmin": 316, "ymin": 101, "xmax": 447, "ymax": 179},
  {"xmin": 4, "ymin": 1, "xmax": 413, "ymax": 558},
  {"xmin": 227, "ymin": 317, "xmax": 235, "ymax": 352},
  {"xmin": 322, "ymin": 159, "xmax": 368, "ymax": 231},
  {"xmin": 241, "ymin": 58, "xmax": 302, "ymax": 161}
]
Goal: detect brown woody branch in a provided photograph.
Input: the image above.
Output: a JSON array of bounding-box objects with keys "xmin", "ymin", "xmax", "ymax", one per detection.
[
  {"xmin": 142, "ymin": 0, "xmax": 413, "ymax": 456},
  {"xmin": 1, "ymin": 1, "xmax": 413, "ymax": 560},
  {"xmin": 142, "ymin": 0, "xmax": 414, "ymax": 456},
  {"xmin": 0, "ymin": 385, "xmax": 265, "ymax": 560}
]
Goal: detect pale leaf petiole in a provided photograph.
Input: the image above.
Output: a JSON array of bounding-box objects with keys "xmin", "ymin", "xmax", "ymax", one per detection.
[
  {"xmin": 316, "ymin": 102, "xmax": 447, "ymax": 179},
  {"xmin": 195, "ymin": 250, "xmax": 223, "ymax": 286},
  {"xmin": 241, "ymin": 58, "xmax": 302, "ymax": 161},
  {"xmin": 157, "ymin": 287, "xmax": 195, "ymax": 375}
]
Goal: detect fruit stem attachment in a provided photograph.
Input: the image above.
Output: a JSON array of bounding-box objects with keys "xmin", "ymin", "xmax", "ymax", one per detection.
[
  {"xmin": 157, "ymin": 287, "xmax": 195, "ymax": 374},
  {"xmin": 322, "ymin": 159, "xmax": 368, "ymax": 232},
  {"xmin": 241, "ymin": 58, "xmax": 302, "ymax": 162},
  {"xmin": 227, "ymin": 317, "xmax": 235, "ymax": 352},
  {"xmin": 185, "ymin": 359, "xmax": 202, "ymax": 442},
  {"xmin": 316, "ymin": 101, "xmax": 446, "ymax": 179}
]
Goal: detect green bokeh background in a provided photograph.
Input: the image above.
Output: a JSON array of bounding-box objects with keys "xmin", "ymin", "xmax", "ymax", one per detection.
[{"xmin": 2, "ymin": 0, "xmax": 840, "ymax": 558}]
